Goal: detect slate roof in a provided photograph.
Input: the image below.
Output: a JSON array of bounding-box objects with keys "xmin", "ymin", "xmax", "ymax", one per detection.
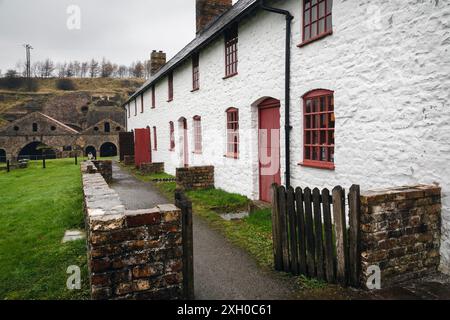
[{"xmin": 123, "ymin": 0, "xmax": 261, "ymax": 107}]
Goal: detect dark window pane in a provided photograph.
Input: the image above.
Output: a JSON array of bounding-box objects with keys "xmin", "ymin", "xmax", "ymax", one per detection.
[
  {"xmin": 306, "ymin": 131, "xmax": 311, "ymax": 144},
  {"xmin": 320, "ymin": 97, "xmax": 326, "ymax": 112},
  {"xmin": 305, "ymin": 147, "xmax": 311, "ymax": 160}
]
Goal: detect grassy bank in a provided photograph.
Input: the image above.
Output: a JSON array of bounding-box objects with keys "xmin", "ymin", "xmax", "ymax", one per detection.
[{"xmin": 0, "ymin": 159, "xmax": 89, "ymax": 300}]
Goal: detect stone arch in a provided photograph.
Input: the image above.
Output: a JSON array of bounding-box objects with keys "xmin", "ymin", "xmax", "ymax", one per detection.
[
  {"xmin": 0, "ymin": 148, "xmax": 6, "ymax": 163},
  {"xmin": 85, "ymin": 146, "xmax": 97, "ymax": 158},
  {"xmin": 18, "ymin": 141, "xmax": 56, "ymax": 160},
  {"xmin": 100, "ymin": 142, "xmax": 117, "ymax": 158}
]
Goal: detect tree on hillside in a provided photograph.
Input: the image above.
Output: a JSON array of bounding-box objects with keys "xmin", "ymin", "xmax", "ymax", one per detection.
[
  {"xmin": 117, "ymin": 65, "xmax": 128, "ymax": 78},
  {"xmin": 80, "ymin": 62, "xmax": 89, "ymax": 78},
  {"xmin": 73, "ymin": 61, "xmax": 81, "ymax": 77},
  {"xmin": 40, "ymin": 59, "xmax": 55, "ymax": 78},
  {"xmin": 89, "ymin": 59, "xmax": 99, "ymax": 78},
  {"xmin": 131, "ymin": 61, "xmax": 144, "ymax": 78},
  {"xmin": 100, "ymin": 58, "xmax": 114, "ymax": 78}
]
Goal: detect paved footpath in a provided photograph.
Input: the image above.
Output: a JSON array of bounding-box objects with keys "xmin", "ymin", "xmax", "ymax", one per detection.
[{"xmin": 109, "ymin": 162, "xmax": 298, "ymax": 300}]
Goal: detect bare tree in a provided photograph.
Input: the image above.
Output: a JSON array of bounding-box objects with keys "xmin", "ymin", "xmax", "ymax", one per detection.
[
  {"xmin": 41, "ymin": 59, "xmax": 55, "ymax": 78},
  {"xmin": 80, "ymin": 62, "xmax": 89, "ymax": 78},
  {"xmin": 117, "ymin": 65, "xmax": 128, "ymax": 78},
  {"xmin": 56, "ymin": 62, "xmax": 67, "ymax": 78},
  {"xmin": 65, "ymin": 62, "xmax": 75, "ymax": 77},
  {"xmin": 89, "ymin": 59, "xmax": 99, "ymax": 78},
  {"xmin": 131, "ymin": 61, "xmax": 144, "ymax": 78},
  {"xmin": 100, "ymin": 58, "xmax": 114, "ymax": 78},
  {"xmin": 73, "ymin": 61, "xmax": 81, "ymax": 77}
]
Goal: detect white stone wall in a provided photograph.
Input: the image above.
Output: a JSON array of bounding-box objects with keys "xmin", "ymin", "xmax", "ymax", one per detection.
[{"xmin": 127, "ymin": 0, "xmax": 450, "ymax": 272}]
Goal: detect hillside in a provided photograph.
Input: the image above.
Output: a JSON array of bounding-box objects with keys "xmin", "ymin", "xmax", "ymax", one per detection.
[{"xmin": 0, "ymin": 78, "xmax": 144, "ymax": 128}]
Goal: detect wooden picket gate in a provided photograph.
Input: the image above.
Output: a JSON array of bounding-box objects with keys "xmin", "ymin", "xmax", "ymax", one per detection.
[{"xmin": 271, "ymin": 184, "xmax": 361, "ymax": 287}]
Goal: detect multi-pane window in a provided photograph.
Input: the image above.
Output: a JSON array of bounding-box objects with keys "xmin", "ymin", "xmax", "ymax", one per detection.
[
  {"xmin": 169, "ymin": 121, "xmax": 175, "ymax": 151},
  {"xmin": 152, "ymin": 85, "xmax": 156, "ymax": 108},
  {"xmin": 226, "ymin": 108, "xmax": 239, "ymax": 158},
  {"xmin": 193, "ymin": 116, "xmax": 202, "ymax": 153},
  {"xmin": 140, "ymin": 94, "xmax": 144, "ymax": 113},
  {"xmin": 192, "ymin": 54, "xmax": 200, "ymax": 91},
  {"xmin": 224, "ymin": 25, "xmax": 238, "ymax": 77},
  {"xmin": 153, "ymin": 126, "xmax": 158, "ymax": 151},
  {"xmin": 168, "ymin": 72, "xmax": 174, "ymax": 101},
  {"xmin": 303, "ymin": 89, "xmax": 335, "ymax": 169},
  {"xmin": 302, "ymin": 0, "xmax": 333, "ymax": 43}
]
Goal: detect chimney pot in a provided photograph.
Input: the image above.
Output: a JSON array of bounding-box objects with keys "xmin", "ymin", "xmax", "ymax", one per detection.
[{"xmin": 196, "ymin": 0, "xmax": 232, "ymax": 34}]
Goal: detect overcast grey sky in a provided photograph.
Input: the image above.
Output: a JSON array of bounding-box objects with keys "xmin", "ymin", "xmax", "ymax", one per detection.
[{"xmin": 0, "ymin": 0, "xmax": 237, "ymax": 74}]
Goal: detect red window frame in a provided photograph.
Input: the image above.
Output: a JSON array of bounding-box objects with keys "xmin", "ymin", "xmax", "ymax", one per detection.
[
  {"xmin": 140, "ymin": 94, "xmax": 144, "ymax": 113},
  {"xmin": 151, "ymin": 85, "xmax": 156, "ymax": 109},
  {"xmin": 193, "ymin": 116, "xmax": 202, "ymax": 153},
  {"xmin": 300, "ymin": 0, "xmax": 333, "ymax": 46},
  {"xmin": 169, "ymin": 121, "xmax": 175, "ymax": 151},
  {"xmin": 224, "ymin": 25, "xmax": 238, "ymax": 78},
  {"xmin": 192, "ymin": 54, "xmax": 200, "ymax": 91},
  {"xmin": 168, "ymin": 72, "xmax": 173, "ymax": 102},
  {"xmin": 153, "ymin": 126, "xmax": 158, "ymax": 151},
  {"xmin": 226, "ymin": 108, "xmax": 239, "ymax": 159},
  {"xmin": 301, "ymin": 89, "xmax": 335, "ymax": 170}
]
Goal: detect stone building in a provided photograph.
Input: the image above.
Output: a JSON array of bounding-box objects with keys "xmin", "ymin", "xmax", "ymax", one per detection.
[
  {"xmin": 0, "ymin": 112, "xmax": 125, "ymax": 161},
  {"xmin": 124, "ymin": 0, "xmax": 450, "ymax": 272}
]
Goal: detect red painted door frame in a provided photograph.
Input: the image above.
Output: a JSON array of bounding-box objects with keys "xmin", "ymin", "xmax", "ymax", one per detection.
[
  {"xmin": 182, "ymin": 118, "xmax": 189, "ymax": 167},
  {"xmin": 258, "ymin": 98, "xmax": 281, "ymax": 203},
  {"xmin": 134, "ymin": 127, "xmax": 152, "ymax": 167}
]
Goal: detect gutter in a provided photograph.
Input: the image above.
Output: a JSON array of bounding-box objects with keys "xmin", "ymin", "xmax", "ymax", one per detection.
[{"xmin": 259, "ymin": 0, "xmax": 294, "ymax": 188}]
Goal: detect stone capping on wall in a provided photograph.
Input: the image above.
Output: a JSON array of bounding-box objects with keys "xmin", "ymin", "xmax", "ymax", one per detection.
[
  {"xmin": 360, "ymin": 184, "xmax": 441, "ymax": 288},
  {"xmin": 92, "ymin": 160, "xmax": 113, "ymax": 183},
  {"xmin": 81, "ymin": 161, "xmax": 184, "ymax": 300},
  {"xmin": 176, "ymin": 166, "xmax": 214, "ymax": 191}
]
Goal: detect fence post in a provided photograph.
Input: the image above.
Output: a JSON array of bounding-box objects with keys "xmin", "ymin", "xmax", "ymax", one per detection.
[
  {"xmin": 42, "ymin": 156, "xmax": 46, "ymax": 169},
  {"xmin": 6, "ymin": 160, "xmax": 10, "ymax": 173},
  {"xmin": 175, "ymin": 189, "xmax": 194, "ymax": 300},
  {"xmin": 333, "ymin": 186, "xmax": 349, "ymax": 286},
  {"xmin": 348, "ymin": 185, "xmax": 361, "ymax": 287},
  {"xmin": 287, "ymin": 187, "xmax": 299, "ymax": 275},
  {"xmin": 271, "ymin": 184, "xmax": 283, "ymax": 271},
  {"xmin": 75, "ymin": 154, "xmax": 78, "ymax": 165},
  {"xmin": 278, "ymin": 186, "xmax": 290, "ymax": 273}
]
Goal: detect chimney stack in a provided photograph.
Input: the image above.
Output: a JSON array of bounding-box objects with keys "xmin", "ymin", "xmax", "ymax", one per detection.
[
  {"xmin": 196, "ymin": 0, "xmax": 232, "ymax": 34},
  {"xmin": 150, "ymin": 50, "xmax": 166, "ymax": 76}
]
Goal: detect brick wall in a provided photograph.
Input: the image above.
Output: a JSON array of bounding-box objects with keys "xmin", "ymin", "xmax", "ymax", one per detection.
[
  {"xmin": 140, "ymin": 162, "xmax": 165, "ymax": 175},
  {"xmin": 176, "ymin": 166, "xmax": 214, "ymax": 191},
  {"xmin": 82, "ymin": 161, "xmax": 184, "ymax": 300},
  {"xmin": 360, "ymin": 185, "xmax": 441, "ymax": 288}
]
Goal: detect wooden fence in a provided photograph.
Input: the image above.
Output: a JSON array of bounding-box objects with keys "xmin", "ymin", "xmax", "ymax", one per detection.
[
  {"xmin": 271, "ymin": 184, "xmax": 361, "ymax": 287},
  {"xmin": 175, "ymin": 190, "xmax": 195, "ymax": 300}
]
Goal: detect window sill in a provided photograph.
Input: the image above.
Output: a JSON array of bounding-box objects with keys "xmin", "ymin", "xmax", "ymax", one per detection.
[
  {"xmin": 224, "ymin": 153, "xmax": 239, "ymax": 159},
  {"xmin": 191, "ymin": 88, "xmax": 199, "ymax": 92},
  {"xmin": 223, "ymin": 73, "xmax": 238, "ymax": 80},
  {"xmin": 299, "ymin": 161, "xmax": 335, "ymax": 171},
  {"xmin": 298, "ymin": 30, "xmax": 333, "ymax": 48},
  {"xmin": 167, "ymin": 99, "xmax": 173, "ymax": 103}
]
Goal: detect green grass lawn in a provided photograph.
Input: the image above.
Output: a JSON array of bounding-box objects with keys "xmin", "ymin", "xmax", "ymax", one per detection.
[{"xmin": 0, "ymin": 159, "xmax": 89, "ymax": 300}]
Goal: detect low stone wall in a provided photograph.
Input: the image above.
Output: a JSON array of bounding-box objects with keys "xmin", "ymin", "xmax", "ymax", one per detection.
[
  {"xmin": 92, "ymin": 160, "xmax": 113, "ymax": 183},
  {"xmin": 176, "ymin": 166, "xmax": 214, "ymax": 191},
  {"xmin": 123, "ymin": 155, "xmax": 135, "ymax": 166},
  {"xmin": 360, "ymin": 185, "xmax": 441, "ymax": 288},
  {"xmin": 81, "ymin": 161, "xmax": 184, "ymax": 300},
  {"xmin": 140, "ymin": 162, "xmax": 164, "ymax": 175}
]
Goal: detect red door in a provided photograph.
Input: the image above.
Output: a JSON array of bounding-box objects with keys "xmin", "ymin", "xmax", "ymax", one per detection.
[
  {"xmin": 259, "ymin": 99, "xmax": 281, "ymax": 202},
  {"xmin": 134, "ymin": 128, "xmax": 152, "ymax": 167}
]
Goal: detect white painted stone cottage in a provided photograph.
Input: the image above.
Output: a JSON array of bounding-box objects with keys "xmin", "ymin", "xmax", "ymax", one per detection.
[{"xmin": 124, "ymin": 0, "xmax": 450, "ymax": 273}]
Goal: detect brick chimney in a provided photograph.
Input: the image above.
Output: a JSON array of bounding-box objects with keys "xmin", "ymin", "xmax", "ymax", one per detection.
[
  {"xmin": 150, "ymin": 50, "xmax": 166, "ymax": 76},
  {"xmin": 196, "ymin": 0, "xmax": 232, "ymax": 34}
]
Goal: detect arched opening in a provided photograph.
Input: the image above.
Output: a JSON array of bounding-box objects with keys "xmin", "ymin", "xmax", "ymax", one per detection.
[
  {"xmin": 100, "ymin": 142, "xmax": 117, "ymax": 158},
  {"xmin": 85, "ymin": 146, "xmax": 97, "ymax": 158},
  {"xmin": 0, "ymin": 149, "xmax": 6, "ymax": 163},
  {"xmin": 18, "ymin": 142, "xmax": 56, "ymax": 161}
]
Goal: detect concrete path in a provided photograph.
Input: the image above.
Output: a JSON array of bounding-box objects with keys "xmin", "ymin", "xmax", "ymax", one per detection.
[
  {"xmin": 110, "ymin": 162, "xmax": 167, "ymax": 210},
  {"xmin": 109, "ymin": 162, "xmax": 297, "ymax": 300}
]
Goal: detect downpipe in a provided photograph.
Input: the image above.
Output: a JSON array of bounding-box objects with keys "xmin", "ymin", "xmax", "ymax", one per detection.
[{"xmin": 259, "ymin": 0, "xmax": 294, "ymax": 188}]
